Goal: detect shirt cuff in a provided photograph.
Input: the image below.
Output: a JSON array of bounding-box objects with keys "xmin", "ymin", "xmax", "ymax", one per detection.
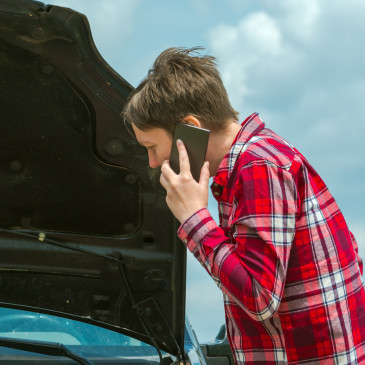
[{"xmin": 177, "ymin": 208, "xmax": 219, "ymax": 253}]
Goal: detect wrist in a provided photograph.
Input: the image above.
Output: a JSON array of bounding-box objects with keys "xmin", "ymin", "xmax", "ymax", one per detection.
[{"xmin": 178, "ymin": 207, "xmax": 206, "ymax": 225}]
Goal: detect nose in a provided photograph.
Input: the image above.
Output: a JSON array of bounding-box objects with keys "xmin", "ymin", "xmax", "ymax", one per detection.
[{"xmin": 148, "ymin": 151, "xmax": 160, "ymax": 169}]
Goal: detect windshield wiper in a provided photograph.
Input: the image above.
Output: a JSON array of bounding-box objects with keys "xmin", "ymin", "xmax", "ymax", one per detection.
[{"xmin": 0, "ymin": 337, "xmax": 94, "ymax": 365}]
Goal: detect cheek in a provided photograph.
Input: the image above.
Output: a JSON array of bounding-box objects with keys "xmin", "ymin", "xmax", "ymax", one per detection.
[
  {"xmin": 205, "ymin": 145, "xmax": 211, "ymax": 161},
  {"xmin": 163, "ymin": 142, "xmax": 172, "ymax": 160}
]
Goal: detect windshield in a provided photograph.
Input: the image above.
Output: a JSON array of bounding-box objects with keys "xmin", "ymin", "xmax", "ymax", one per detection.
[{"xmin": 0, "ymin": 307, "xmax": 165, "ymax": 363}]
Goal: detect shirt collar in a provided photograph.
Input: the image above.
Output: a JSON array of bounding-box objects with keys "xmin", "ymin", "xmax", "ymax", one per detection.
[{"xmin": 211, "ymin": 113, "xmax": 265, "ymax": 196}]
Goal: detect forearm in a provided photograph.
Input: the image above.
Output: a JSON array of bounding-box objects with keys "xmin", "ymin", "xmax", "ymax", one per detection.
[{"xmin": 178, "ymin": 208, "xmax": 285, "ymax": 321}]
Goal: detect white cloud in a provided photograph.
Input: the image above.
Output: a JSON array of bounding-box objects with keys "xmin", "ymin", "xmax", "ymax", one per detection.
[
  {"xmin": 242, "ymin": 12, "xmax": 282, "ymax": 54},
  {"xmin": 209, "ymin": 11, "xmax": 286, "ymax": 106},
  {"xmin": 276, "ymin": 0, "xmax": 321, "ymax": 41},
  {"xmin": 208, "ymin": 0, "xmax": 365, "ymax": 162}
]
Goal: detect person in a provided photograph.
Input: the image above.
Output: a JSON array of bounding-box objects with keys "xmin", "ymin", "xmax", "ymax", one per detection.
[{"xmin": 122, "ymin": 47, "xmax": 365, "ymax": 365}]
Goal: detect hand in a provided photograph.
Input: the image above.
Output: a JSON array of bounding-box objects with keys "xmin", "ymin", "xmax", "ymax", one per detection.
[{"xmin": 160, "ymin": 139, "xmax": 210, "ymax": 223}]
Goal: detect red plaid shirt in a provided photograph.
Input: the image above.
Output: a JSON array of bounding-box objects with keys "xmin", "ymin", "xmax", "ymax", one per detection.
[{"xmin": 178, "ymin": 113, "xmax": 365, "ymax": 364}]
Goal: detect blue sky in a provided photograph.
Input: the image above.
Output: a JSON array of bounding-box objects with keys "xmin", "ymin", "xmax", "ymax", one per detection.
[{"xmin": 46, "ymin": 0, "xmax": 365, "ymax": 342}]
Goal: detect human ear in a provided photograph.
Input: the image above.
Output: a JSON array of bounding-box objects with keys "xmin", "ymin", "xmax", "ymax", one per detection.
[{"xmin": 181, "ymin": 115, "xmax": 201, "ymax": 128}]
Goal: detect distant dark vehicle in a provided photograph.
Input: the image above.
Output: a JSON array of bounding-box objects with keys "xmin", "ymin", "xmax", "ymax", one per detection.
[{"xmin": 0, "ymin": 1, "xmax": 233, "ymax": 364}]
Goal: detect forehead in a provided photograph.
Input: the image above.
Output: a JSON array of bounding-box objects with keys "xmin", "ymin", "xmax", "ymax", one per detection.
[{"xmin": 132, "ymin": 124, "xmax": 172, "ymax": 145}]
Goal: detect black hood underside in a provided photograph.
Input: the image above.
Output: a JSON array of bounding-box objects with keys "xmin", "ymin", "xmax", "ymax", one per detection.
[{"xmin": 0, "ymin": 0, "xmax": 186, "ymax": 357}]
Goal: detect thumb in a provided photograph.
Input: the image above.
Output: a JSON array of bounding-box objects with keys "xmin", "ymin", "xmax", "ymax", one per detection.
[{"xmin": 199, "ymin": 161, "xmax": 210, "ymax": 187}]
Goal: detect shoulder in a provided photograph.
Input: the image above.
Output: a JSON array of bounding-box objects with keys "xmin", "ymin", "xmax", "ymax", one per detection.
[{"xmin": 236, "ymin": 128, "xmax": 296, "ymax": 172}]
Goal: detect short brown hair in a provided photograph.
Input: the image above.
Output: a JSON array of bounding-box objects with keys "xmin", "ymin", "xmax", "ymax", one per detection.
[{"xmin": 122, "ymin": 47, "xmax": 238, "ymax": 134}]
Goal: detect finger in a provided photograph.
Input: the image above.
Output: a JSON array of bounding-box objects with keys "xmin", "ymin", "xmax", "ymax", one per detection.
[
  {"xmin": 176, "ymin": 139, "xmax": 191, "ymax": 174},
  {"xmin": 161, "ymin": 160, "xmax": 174, "ymax": 178},
  {"xmin": 160, "ymin": 171, "xmax": 168, "ymax": 190},
  {"xmin": 199, "ymin": 161, "xmax": 210, "ymax": 188},
  {"xmin": 160, "ymin": 160, "xmax": 175, "ymax": 187}
]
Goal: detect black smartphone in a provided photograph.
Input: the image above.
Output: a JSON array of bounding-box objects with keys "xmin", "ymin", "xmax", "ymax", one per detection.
[{"xmin": 169, "ymin": 123, "xmax": 210, "ymax": 182}]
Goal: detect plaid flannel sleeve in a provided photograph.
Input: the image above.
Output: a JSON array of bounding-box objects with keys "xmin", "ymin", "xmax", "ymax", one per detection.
[
  {"xmin": 178, "ymin": 161, "xmax": 297, "ymax": 321},
  {"xmin": 351, "ymin": 231, "xmax": 363, "ymax": 275}
]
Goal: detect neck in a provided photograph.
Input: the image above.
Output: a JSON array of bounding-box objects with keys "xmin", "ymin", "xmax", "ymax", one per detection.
[{"xmin": 208, "ymin": 120, "xmax": 241, "ymax": 177}]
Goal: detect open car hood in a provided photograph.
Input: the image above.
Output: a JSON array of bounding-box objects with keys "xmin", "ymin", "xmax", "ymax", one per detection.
[{"xmin": 0, "ymin": 0, "xmax": 185, "ymax": 358}]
